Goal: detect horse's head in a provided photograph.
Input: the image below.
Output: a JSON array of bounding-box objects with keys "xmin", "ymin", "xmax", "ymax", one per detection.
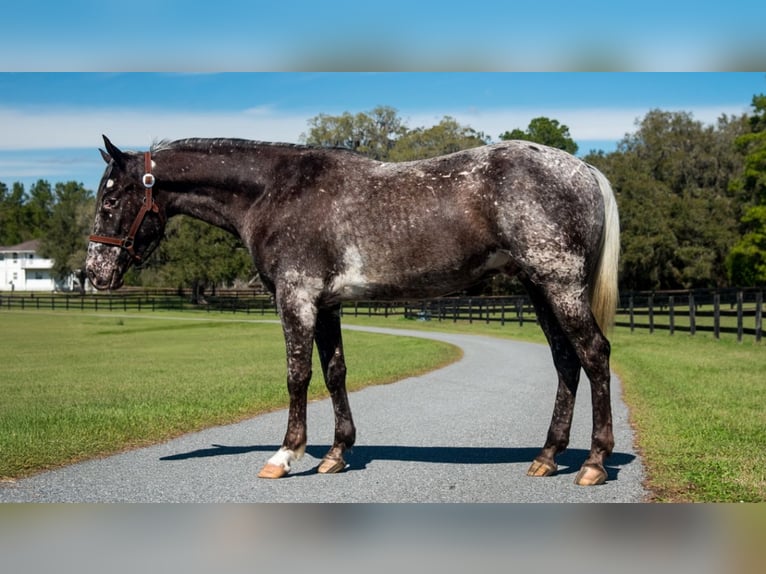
[{"xmin": 86, "ymin": 136, "xmax": 166, "ymax": 290}]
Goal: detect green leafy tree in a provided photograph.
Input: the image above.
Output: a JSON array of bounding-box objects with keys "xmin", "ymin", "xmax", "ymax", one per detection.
[
  {"xmin": 727, "ymin": 94, "xmax": 766, "ymax": 285},
  {"xmin": 0, "ymin": 182, "xmax": 26, "ymax": 245},
  {"xmin": 302, "ymin": 105, "xmax": 407, "ymax": 160},
  {"xmin": 387, "ymin": 116, "xmax": 489, "ymax": 161},
  {"xmin": 142, "ymin": 217, "xmax": 253, "ymax": 302},
  {"xmin": 39, "ymin": 181, "xmax": 94, "ymax": 291},
  {"xmin": 727, "ymin": 206, "xmax": 766, "ymax": 285},
  {"xmin": 25, "ymin": 180, "xmax": 55, "ymax": 239},
  {"xmin": 500, "ymin": 116, "xmax": 578, "ymax": 154},
  {"xmin": 586, "ymin": 109, "xmax": 747, "ymax": 290}
]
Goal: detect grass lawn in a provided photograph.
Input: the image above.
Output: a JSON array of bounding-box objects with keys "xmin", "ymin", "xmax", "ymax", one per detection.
[
  {"xmin": 0, "ymin": 311, "xmax": 460, "ymax": 480},
  {"xmin": 613, "ymin": 332, "xmax": 765, "ymax": 502}
]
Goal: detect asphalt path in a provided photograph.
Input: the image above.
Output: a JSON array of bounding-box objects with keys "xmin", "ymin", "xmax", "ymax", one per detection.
[{"xmin": 1, "ymin": 322, "xmax": 648, "ymax": 502}]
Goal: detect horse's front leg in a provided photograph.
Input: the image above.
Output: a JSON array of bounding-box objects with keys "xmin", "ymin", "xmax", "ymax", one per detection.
[
  {"xmin": 314, "ymin": 305, "xmax": 355, "ymax": 474},
  {"xmin": 257, "ymin": 288, "xmax": 318, "ymax": 479}
]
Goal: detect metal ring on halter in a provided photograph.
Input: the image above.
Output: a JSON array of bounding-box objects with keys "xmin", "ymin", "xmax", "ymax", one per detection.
[{"xmin": 142, "ymin": 173, "xmax": 156, "ymax": 188}]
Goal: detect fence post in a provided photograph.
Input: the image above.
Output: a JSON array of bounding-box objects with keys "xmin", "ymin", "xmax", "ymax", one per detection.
[
  {"xmin": 714, "ymin": 292, "xmax": 720, "ymax": 340},
  {"xmin": 756, "ymin": 291, "xmax": 763, "ymax": 343},
  {"xmin": 669, "ymin": 295, "xmax": 675, "ymax": 335},
  {"xmin": 689, "ymin": 292, "xmax": 696, "ymax": 336},
  {"xmin": 629, "ymin": 294, "xmax": 635, "ymax": 333},
  {"xmin": 737, "ymin": 291, "xmax": 744, "ymax": 343},
  {"xmin": 648, "ymin": 294, "xmax": 654, "ymax": 334}
]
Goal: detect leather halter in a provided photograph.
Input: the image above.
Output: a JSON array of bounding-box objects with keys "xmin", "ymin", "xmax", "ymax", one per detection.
[{"xmin": 89, "ymin": 151, "xmax": 165, "ymax": 264}]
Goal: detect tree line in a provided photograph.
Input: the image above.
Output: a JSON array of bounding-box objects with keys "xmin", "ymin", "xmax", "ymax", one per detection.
[{"xmin": 1, "ymin": 96, "xmax": 765, "ymax": 295}]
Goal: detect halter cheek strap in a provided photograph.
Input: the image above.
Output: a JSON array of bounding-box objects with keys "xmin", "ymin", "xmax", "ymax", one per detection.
[{"xmin": 89, "ymin": 151, "xmax": 165, "ymax": 264}]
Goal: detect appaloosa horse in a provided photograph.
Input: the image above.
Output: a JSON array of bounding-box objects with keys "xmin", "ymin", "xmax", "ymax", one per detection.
[{"xmin": 86, "ymin": 136, "xmax": 620, "ymax": 485}]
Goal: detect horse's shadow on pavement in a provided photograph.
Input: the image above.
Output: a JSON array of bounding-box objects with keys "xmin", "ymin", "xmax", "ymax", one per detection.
[{"xmin": 160, "ymin": 443, "xmax": 635, "ymax": 481}]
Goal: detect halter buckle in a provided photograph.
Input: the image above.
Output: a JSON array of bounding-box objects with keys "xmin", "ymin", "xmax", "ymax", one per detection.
[{"xmin": 142, "ymin": 173, "xmax": 156, "ymax": 188}]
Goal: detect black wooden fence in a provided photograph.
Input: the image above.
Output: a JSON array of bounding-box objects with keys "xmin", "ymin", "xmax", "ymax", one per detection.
[
  {"xmin": 1, "ymin": 288, "xmax": 763, "ymax": 342},
  {"xmin": 616, "ymin": 289, "xmax": 763, "ymax": 343}
]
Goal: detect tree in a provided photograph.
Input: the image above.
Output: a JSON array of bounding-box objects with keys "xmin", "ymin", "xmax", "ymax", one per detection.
[
  {"xmin": 0, "ymin": 182, "xmax": 26, "ymax": 245},
  {"xmin": 387, "ymin": 116, "xmax": 489, "ymax": 161},
  {"xmin": 39, "ymin": 181, "xmax": 94, "ymax": 291},
  {"xmin": 302, "ymin": 105, "xmax": 407, "ymax": 160},
  {"xmin": 500, "ymin": 116, "xmax": 578, "ymax": 154},
  {"xmin": 586, "ymin": 109, "xmax": 747, "ymax": 290},
  {"xmin": 25, "ymin": 180, "xmax": 54, "ymax": 239},
  {"xmin": 140, "ymin": 216, "xmax": 253, "ymax": 302},
  {"xmin": 727, "ymin": 94, "xmax": 766, "ymax": 285},
  {"xmin": 727, "ymin": 206, "xmax": 766, "ymax": 285}
]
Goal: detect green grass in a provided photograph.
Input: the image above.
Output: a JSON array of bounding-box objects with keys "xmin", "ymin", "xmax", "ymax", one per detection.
[
  {"xmin": 612, "ymin": 332, "xmax": 765, "ymax": 502},
  {"xmin": 0, "ymin": 311, "xmax": 460, "ymax": 479},
  {"xmin": 342, "ymin": 314, "xmax": 766, "ymax": 502}
]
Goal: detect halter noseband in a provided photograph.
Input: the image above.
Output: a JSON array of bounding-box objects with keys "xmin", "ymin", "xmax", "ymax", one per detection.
[{"xmin": 89, "ymin": 151, "xmax": 165, "ymax": 264}]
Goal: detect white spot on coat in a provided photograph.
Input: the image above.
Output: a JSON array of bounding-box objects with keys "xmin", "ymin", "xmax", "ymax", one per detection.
[{"xmin": 330, "ymin": 246, "xmax": 369, "ymax": 297}]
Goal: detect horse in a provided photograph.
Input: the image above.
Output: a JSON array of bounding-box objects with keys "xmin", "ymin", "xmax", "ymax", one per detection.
[{"xmin": 86, "ymin": 135, "xmax": 620, "ymax": 486}]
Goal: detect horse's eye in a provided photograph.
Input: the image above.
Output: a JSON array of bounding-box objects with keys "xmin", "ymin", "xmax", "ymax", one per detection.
[{"xmin": 103, "ymin": 197, "xmax": 119, "ymax": 210}]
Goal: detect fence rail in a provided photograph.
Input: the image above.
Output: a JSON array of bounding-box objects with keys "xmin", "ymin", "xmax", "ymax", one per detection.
[{"xmin": 1, "ymin": 288, "xmax": 763, "ymax": 342}]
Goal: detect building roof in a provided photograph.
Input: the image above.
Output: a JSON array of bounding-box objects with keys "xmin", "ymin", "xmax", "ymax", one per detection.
[{"xmin": 0, "ymin": 239, "xmax": 42, "ymax": 253}]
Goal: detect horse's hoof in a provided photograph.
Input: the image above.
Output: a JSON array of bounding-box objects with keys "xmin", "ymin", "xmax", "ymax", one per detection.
[
  {"xmin": 574, "ymin": 464, "xmax": 607, "ymax": 486},
  {"xmin": 317, "ymin": 457, "xmax": 346, "ymax": 474},
  {"xmin": 527, "ymin": 459, "xmax": 557, "ymax": 477},
  {"xmin": 257, "ymin": 463, "xmax": 288, "ymax": 479}
]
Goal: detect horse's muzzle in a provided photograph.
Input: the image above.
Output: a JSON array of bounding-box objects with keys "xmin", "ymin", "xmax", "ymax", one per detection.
[{"xmin": 85, "ymin": 243, "xmax": 127, "ymax": 290}]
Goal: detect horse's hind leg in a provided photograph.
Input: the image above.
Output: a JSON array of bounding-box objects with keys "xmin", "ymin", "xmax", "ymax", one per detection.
[
  {"xmin": 529, "ymin": 282, "xmax": 614, "ymax": 486},
  {"xmin": 314, "ymin": 305, "xmax": 356, "ymax": 474},
  {"xmin": 523, "ymin": 281, "xmax": 583, "ymax": 479}
]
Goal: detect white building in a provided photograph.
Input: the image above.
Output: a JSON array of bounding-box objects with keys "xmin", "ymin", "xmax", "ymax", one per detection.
[{"xmin": 0, "ymin": 239, "xmax": 76, "ymax": 291}]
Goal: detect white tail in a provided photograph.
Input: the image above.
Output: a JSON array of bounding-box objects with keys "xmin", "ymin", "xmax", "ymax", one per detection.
[{"xmin": 587, "ymin": 165, "xmax": 620, "ymax": 333}]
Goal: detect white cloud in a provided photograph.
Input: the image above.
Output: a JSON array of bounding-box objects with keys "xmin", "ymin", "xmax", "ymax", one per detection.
[
  {"xmin": 0, "ymin": 106, "xmax": 311, "ymax": 151},
  {"xmin": 0, "ymin": 101, "xmax": 753, "ymax": 191},
  {"xmin": 1, "ymin": 102, "xmax": 751, "ymax": 153}
]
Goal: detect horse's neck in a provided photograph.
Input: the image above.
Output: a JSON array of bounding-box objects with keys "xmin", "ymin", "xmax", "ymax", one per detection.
[
  {"xmin": 157, "ymin": 149, "xmax": 267, "ymax": 236},
  {"xmin": 166, "ymin": 190, "xmax": 237, "ymax": 231}
]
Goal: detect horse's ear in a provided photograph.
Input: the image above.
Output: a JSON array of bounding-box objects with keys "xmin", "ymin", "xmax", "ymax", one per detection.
[{"xmin": 102, "ymin": 135, "xmax": 126, "ymax": 167}]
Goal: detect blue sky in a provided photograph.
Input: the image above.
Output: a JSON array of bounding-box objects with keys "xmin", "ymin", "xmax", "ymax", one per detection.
[
  {"xmin": 1, "ymin": 1, "xmax": 764, "ymax": 72},
  {"xmin": 1, "ymin": 73, "xmax": 764, "ymax": 193}
]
